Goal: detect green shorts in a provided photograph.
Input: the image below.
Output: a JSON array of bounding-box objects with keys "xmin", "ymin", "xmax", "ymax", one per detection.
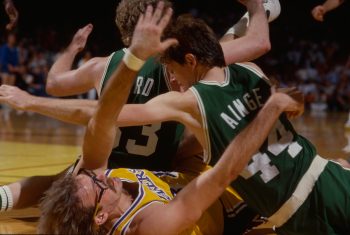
[{"xmin": 277, "ymin": 161, "xmax": 350, "ymax": 235}]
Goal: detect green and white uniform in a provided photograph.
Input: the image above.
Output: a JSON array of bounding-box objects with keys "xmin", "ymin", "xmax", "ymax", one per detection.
[
  {"xmin": 190, "ymin": 63, "xmax": 350, "ymax": 235},
  {"xmin": 100, "ymin": 52, "xmax": 260, "ymax": 234},
  {"xmin": 100, "ymin": 49, "xmax": 184, "ymax": 171}
]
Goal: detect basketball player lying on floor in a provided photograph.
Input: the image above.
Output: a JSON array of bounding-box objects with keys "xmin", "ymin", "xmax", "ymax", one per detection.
[
  {"xmin": 37, "ymin": 3, "xmax": 303, "ymax": 234},
  {"xmin": 2, "ymin": 1, "xmax": 350, "ymax": 234},
  {"xmin": 39, "ymin": 86, "xmax": 301, "ymax": 234},
  {"xmin": 0, "ymin": 0, "xmax": 276, "ymax": 204},
  {"xmin": 42, "ymin": 8, "xmax": 350, "ymax": 235},
  {"xmin": 106, "ymin": 12, "xmax": 349, "ymax": 235},
  {"xmin": 0, "ymin": 0, "xmax": 280, "ymax": 233}
]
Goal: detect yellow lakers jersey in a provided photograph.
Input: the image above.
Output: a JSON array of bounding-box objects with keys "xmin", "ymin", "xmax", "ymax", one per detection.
[{"xmin": 105, "ymin": 168, "xmax": 203, "ymax": 235}]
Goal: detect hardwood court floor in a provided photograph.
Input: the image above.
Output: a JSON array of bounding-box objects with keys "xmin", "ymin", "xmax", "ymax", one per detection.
[
  {"xmin": 0, "ymin": 110, "xmax": 83, "ymax": 234},
  {"xmin": 0, "ymin": 109, "xmax": 349, "ymax": 234}
]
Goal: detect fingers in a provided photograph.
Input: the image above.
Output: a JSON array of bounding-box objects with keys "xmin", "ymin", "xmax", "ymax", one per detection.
[
  {"xmin": 82, "ymin": 24, "xmax": 94, "ymax": 33},
  {"xmin": 158, "ymin": 7, "xmax": 173, "ymax": 30},
  {"xmin": 144, "ymin": 5, "xmax": 154, "ymax": 22},
  {"xmin": 311, "ymin": 6, "xmax": 325, "ymax": 21},
  {"xmin": 151, "ymin": 1, "xmax": 165, "ymax": 24},
  {"xmin": 160, "ymin": 38, "xmax": 178, "ymax": 52},
  {"xmin": 77, "ymin": 24, "xmax": 93, "ymax": 37},
  {"xmin": 141, "ymin": 1, "xmax": 173, "ymax": 29},
  {"xmin": 0, "ymin": 85, "xmax": 17, "ymax": 95},
  {"xmin": 4, "ymin": 0, "xmax": 18, "ymax": 31}
]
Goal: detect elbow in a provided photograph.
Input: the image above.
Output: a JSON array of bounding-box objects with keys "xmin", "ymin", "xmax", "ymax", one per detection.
[
  {"xmin": 45, "ymin": 77, "xmax": 58, "ymax": 96},
  {"xmin": 262, "ymin": 39, "xmax": 271, "ymax": 53},
  {"xmin": 45, "ymin": 76, "xmax": 64, "ymax": 97},
  {"xmin": 257, "ymin": 38, "xmax": 271, "ymax": 56},
  {"xmin": 45, "ymin": 82, "xmax": 56, "ymax": 96},
  {"xmin": 183, "ymin": 209, "xmax": 203, "ymax": 230}
]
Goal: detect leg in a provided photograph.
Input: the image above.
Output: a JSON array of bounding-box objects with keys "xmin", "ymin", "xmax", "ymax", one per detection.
[
  {"xmin": 1, "ymin": 166, "xmax": 72, "ymax": 211},
  {"xmin": 223, "ymin": 0, "xmax": 281, "ymax": 39}
]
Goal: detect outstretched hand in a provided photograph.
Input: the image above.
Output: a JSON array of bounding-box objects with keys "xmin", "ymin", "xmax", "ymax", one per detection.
[
  {"xmin": 270, "ymin": 86, "xmax": 305, "ymax": 119},
  {"xmin": 129, "ymin": 1, "xmax": 178, "ymax": 60},
  {"xmin": 68, "ymin": 24, "xmax": 94, "ymax": 53},
  {"xmin": 0, "ymin": 85, "xmax": 32, "ymax": 111},
  {"xmin": 311, "ymin": 5, "xmax": 326, "ymax": 21},
  {"xmin": 4, "ymin": 0, "xmax": 18, "ymax": 31}
]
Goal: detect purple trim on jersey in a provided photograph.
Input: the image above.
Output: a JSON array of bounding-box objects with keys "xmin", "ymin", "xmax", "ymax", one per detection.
[{"xmin": 105, "ymin": 169, "xmax": 113, "ymax": 177}]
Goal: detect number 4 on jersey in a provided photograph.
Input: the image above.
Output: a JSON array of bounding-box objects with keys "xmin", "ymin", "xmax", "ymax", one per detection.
[{"xmin": 240, "ymin": 120, "xmax": 302, "ymax": 183}]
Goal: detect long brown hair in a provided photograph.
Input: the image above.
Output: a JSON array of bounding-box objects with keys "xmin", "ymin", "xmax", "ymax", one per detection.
[{"xmin": 38, "ymin": 174, "xmax": 108, "ymax": 235}]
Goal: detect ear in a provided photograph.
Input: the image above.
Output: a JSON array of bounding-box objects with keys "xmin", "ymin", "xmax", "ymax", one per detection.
[
  {"xmin": 184, "ymin": 54, "xmax": 197, "ymax": 69},
  {"xmin": 94, "ymin": 211, "xmax": 109, "ymax": 226}
]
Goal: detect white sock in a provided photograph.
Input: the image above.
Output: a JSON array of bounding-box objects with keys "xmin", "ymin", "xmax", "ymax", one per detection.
[
  {"xmin": 225, "ymin": 0, "xmax": 281, "ymax": 37},
  {"xmin": 225, "ymin": 12, "xmax": 249, "ymax": 38},
  {"xmin": 0, "ymin": 186, "xmax": 14, "ymax": 212}
]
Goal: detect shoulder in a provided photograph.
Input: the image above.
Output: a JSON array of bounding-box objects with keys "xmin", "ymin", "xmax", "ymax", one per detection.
[
  {"xmin": 161, "ymin": 91, "xmax": 195, "ymax": 104},
  {"xmin": 239, "ymin": 62, "xmax": 264, "ymax": 74},
  {"xmin": 79, "ymin": 56, "xmax": 109, "ymax": 75},
  {"xmin": 127, "ymin": 203, "xmax": 166, "ymax": 235},
  {"xmin": 232, "ymin": 62, "xmax": 269, "ymax": 81}
]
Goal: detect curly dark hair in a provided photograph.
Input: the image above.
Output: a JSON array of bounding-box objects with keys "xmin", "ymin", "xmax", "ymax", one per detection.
[
  {"xmin": 115, "ymin": 0, "xmax": 173, "ymax": 46},
  {"xmin": 38, "ymin": 174, "xmax": 108, "ymax": 235},
  {"xmin": 160, "ymin": 14, "xmax": 225, "ymax": 68}
]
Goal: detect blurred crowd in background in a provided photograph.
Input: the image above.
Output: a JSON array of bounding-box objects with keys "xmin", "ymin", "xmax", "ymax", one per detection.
[{"xmin": 0, "ymin": 0, "xmax": 349, "ymax": 112}]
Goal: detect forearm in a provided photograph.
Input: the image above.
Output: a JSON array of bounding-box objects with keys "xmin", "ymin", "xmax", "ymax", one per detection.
[
  {"xmin": 221, "ymin": 0, "xmax": 270, "ymax": 63},
  {"xmin": 173, "ymin": 94, "xmax": 285, "ymax": 225},
  {"xmin": 243, "ymin": 0, "xmax": 271, "ymax": 58},
  {"xmin": 27, "ymin": 96, "xmax": 96, "ymax": 125},
  {"xmin": 95, "ymin": 63, "xmax": 138, "ymax": 125},
  {"xmin": 215, "ymin": 94, "xmax": 284, "ymax": 183},
  {"xmin": 47, "ymin": 48, "xmax": 79, "ymax": 87},
  {"xmin": 323, "ymin": 0, "xmax": 344, "ymax": 12},
  {"xmin": 82, "ymin": 61, "xmax": 139, "ymax": 169}
]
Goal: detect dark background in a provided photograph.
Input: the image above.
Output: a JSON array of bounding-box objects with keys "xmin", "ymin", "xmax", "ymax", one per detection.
[{"xmin": 1, "ymin": 0, "xmax": 349, "ymax": 55}]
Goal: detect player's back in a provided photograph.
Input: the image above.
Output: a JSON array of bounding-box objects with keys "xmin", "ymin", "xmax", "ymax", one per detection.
[
  {"xmin": 100, "ymin": 49, "xmax": 184, "ymax": 171},
  {"xmin": 190, "ymin": 63, "xmax": 317, "ymax": 216}
]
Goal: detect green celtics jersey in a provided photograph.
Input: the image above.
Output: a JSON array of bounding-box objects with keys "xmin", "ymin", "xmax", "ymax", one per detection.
[
  {"xmin": 190, "ymin": 63, "xmax": 317, "ymax": 217},
  {"xmin": 100, "ymin": 49, "xmax": 184, "ymax": 171}
]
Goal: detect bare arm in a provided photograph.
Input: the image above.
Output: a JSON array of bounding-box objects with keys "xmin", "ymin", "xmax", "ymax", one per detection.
[
  {"xmin": 81, "ymin": 3, "xmax": 177, "ymax": 169},
  {"xmin": 311, "ymin": 0, "xmax": 344, "ymax": 21},
  {"xmin": 116, "ymin": 91, "xmax": 190, "ymax": 126},
  {"xmin": 46, "ymin": 24, "xmax": 105, "ymax": 96},
  {"xmin": 4, "ymin": 0, "xmax": 18, "ymax": 31},
  {"xmin": 220, "ymin": 0, "xmax": 272, "ymax": 64},
  {"xmin": 136, "ymin": 90, "xmax": 304, "ymax": 234},
  {"xmin": 322, "ymin": 0, "xmax": 344, "ymax": 10},
  {"xmin": 0, "ymin": 85, "xmax": 185, "ymax": 127},
  {"xmin": 0, "ymin": 85, "xmax": 96, "ymax": 125}
]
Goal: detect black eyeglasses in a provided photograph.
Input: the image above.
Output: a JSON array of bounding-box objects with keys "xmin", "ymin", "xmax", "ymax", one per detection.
[{"xmin": 78, "ymin": 168, "xmax": 109, "ymax": 217}]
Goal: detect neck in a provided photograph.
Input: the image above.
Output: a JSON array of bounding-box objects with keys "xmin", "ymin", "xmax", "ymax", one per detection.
[
  {"xmin": 200, "ymin": 66, "xmax": 225, "ymax": 83},
  {"xmin": 195, "ymin": 65, "xmax": 210, "ymax": 83},
  {"xmin": 108, "ymin": 183, "xmax": 137, "ymax": 226}
]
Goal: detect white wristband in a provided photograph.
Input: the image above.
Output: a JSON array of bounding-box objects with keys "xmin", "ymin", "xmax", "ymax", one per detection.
[{"xmin": 123, "ymin": 49, "xmax": 145, "ymax": 71}]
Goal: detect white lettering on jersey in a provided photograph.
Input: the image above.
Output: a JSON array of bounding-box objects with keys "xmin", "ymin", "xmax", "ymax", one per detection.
[
  {"xmin": 240, "ymin": 120, "xmax": 303, "ymax": 183},
  {"xmin": 133, "ymin": 76, "xmax": 155, "ymax": 97},
  {"xmin": 240, "ymin": 153, "xmax": 279, "ymax": 183},
  {"xmin": 221, "ymin": 88, "xmax": 263, "ymax": 130}
]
